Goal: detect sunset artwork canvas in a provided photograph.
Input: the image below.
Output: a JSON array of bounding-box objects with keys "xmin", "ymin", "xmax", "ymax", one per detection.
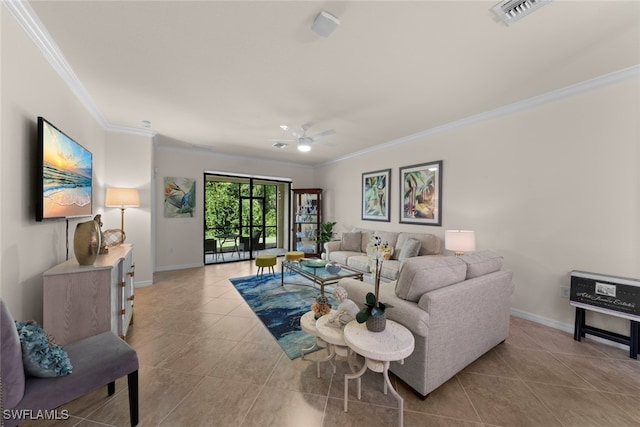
[{"xmin": 40, "ymin": 118, "xmax": 92, "ymax": 219}]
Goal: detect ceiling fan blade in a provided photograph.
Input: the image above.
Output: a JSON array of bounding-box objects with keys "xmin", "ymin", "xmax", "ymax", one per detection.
[
  {"xmin": 280, "ymin": 125, "xmax": 302, "ymax": 139},
  {"xmin": 268, "ymin": 138, "xmax": 295, "ymax": 142},
  {"xmin": 309, "ymin": 129, "xmax": 336, "ymax": 140},
  {"xmin": 301, "ymin": 123, "xmax": 312, "ymax": 133}
]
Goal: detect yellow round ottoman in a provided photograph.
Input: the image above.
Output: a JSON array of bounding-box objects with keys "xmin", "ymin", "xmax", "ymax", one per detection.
[
  {"xmin": 255, "ymin": 254, "xmax": 277, "ymax": 278},
  {"xmin": 285, "ymin": 251, "xmax": 305, "ymax": 262}
]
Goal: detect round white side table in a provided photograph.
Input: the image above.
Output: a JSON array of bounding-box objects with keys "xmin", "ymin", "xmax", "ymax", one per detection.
[
  {"xmin": 343, "ymin": 319, "xmax": 415, "ymax": 427},
  {"xmin": 300, "ymin": 310, "xmax": 333, "ymax": 378}
]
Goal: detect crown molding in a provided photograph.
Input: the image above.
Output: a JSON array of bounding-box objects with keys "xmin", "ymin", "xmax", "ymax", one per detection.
[
  {"xmin": 3, "ymin": 0, "xmax": 154, "ymax": 139},
  {"xmin": 320, "ymin": 64, "xmax": 640, "ymax": 167},
  {"xmin": 6, "ymin": 0, "xmax": 639, "ymax": 165}
]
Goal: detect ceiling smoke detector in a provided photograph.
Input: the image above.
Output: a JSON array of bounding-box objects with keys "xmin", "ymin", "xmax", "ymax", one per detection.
[
  {"xmin": 492, "ymin": 0, "xmax": 551, "ymax": 25},
  {"xmin": 272, "ymin": 142, "xmax": 288, "ymax": 149}
]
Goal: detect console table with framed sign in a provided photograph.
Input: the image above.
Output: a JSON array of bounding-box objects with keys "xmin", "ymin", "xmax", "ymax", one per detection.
[{"xmin": 570, "ymin": 270, "xmax": 640, "ymax": 359}]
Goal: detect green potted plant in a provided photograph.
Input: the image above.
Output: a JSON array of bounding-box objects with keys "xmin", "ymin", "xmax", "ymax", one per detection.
[{"xmin": 317, "ymin": 221, "xmax": 336, "ymax": 253}]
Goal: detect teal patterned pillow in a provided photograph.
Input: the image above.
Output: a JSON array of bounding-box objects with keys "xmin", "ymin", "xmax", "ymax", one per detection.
[{"xmin": 15, "ymin": 321, "xmax": 73, "ymax": 377}]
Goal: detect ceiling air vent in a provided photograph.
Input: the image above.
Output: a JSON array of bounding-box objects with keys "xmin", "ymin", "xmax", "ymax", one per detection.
[
  {"xmin": 492, "ymin": 0, "xmax": 551, "ymax": 25},
  {"xmin": 272, "ymin": 142, "xmax": 288, "ymax": 149}
]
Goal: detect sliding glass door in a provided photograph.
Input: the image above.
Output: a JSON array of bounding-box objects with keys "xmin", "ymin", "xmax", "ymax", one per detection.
[{"xmin": 204, "ymin": 174, "xmax": 290, "ymax": 264}]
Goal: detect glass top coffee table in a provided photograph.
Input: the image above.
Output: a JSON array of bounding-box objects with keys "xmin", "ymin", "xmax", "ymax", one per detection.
[{"xmin": 281, "ymin": 260, "xmax": 363, "ymax": 295}]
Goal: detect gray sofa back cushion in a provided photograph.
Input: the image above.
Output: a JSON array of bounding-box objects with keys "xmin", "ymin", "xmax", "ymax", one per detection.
[
  {"xmin": 341, "ymin": 231, "xmax": 362, "ymax": 252},
  {"xmin": 395, "ymin": 256, "xmax": 467, "ymax": 302},
  {"xmin": 459, "ymin": 251, "xmax": 503, "ymax": 279},
  {"xmin": 1, "ymin": 299, "xmax": 26, "ymax": 409},
  {"xmin": 394, "ymin": 232, "xmax": 441, "ymax": 259}
]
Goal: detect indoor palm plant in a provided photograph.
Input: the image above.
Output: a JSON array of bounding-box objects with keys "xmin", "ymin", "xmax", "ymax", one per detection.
[
  {"xmin": 355, "ymin": 233, "xmax": 392, "ymax": 332},
  {"xmin": 317, "ymin": 221, "xmax": 337, "ymax": 254}
]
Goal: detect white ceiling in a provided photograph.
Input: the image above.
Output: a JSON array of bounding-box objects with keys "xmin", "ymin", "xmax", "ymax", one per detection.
[{"xmin": 24, "ymin": 1, "xmax": 640, "ymax": 166}]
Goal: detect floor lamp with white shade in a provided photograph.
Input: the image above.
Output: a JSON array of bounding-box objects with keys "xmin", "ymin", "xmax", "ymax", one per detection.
[{"xmin": 105, "ymin": 188, "xmax": 140, "ymax": 243}]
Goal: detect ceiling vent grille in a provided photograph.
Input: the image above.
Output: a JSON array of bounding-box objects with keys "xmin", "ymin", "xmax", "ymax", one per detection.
[
  {"xmin": 492, "ymin": 0, "xmax": 551, "ymax": 25},
  {"xmin": 272, "ymin": 142, "xmax": 288, "ymax": 149}
]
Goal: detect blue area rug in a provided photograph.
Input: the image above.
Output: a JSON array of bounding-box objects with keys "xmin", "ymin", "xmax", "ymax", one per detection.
[{"xmin": 229, "ymin": 273, "xmax": 336, "ymax": 359}]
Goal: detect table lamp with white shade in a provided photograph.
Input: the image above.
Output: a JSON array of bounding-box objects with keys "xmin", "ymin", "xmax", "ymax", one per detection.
[
  {"xmin": 105, "ymin": 188, "xmax": 140, "ymax": 243},
  {"xmin": 445, "ymin": 230, "xmax": 476, "ymax": 256}
]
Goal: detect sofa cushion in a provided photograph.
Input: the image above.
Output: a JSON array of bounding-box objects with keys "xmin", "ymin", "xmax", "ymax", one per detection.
[
  {"xmin": 328, "ymin": 251, "xmax": 360, "ymax": 266},
  {"xmin": 395, "ymin": 256, "xmax": 467, "ymax": 302},
  {"xmin": 1, "ymin": 300, "xmax": 25, "ymax": 409},
  {"xmin": 459, "ymin": 251, "xmax": 503, "ymax": 279},
  {"xmin": 394, "ymin": 232, "xmax": 441, "ymax": 259},
  {"xmin": 346, "ymin": 255, "xmax": 370, "ymax": 273},
  {"xmin": 398, "ymin": 238, "xmax": 421, "ymax": 262},
  {"xmin": 352, "ymin": 228, "xmax": 373, "ymax": 253},
  {"xmin": 341, "ymin": 231, "xmax": 361, "ymax": 252}
]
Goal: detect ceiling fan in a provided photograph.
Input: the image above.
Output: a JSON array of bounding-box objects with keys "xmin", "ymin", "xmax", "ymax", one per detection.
[{"xmin": 271, "ymin": 123, "xmax": 336, "ymax": 152}]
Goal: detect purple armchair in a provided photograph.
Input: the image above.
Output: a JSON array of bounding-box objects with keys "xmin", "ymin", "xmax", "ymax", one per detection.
[{"xmin": 0, "ymin": 299, "xmax": 139, "ymax": 426}]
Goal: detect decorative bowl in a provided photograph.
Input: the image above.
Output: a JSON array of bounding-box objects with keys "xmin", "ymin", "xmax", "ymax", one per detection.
[
  {"xmin": 325, "ymin": 262, "xmax": 342, "ymax": 274},
  {"xmin": 301, "ymin": 258, "xmax": 327, "ymax": 268}
]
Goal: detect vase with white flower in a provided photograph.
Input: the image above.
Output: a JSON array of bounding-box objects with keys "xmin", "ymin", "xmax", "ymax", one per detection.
[{"xmin": 356, "ymin": 233, "xmax": 393, "ymax": 332}]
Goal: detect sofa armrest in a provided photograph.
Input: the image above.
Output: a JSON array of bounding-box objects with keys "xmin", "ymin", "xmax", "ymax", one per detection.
[
  {"xmin": 324, "ymin": 240, "xmax": 342, "ymax": 259},
  {"xmin": 417, "ymin": 270, "xmax": 513, "ymax": 365},
  {"xmin": 338, "ymin": 278, "xmax": 430, "ymax": 338}
]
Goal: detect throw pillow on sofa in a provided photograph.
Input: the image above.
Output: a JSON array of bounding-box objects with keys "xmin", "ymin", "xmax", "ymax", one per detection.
[
  {"xmin": 398, "ymin": 238, "xmax": 421, "ymax": 262},
  {"xmin": 341, "ymin": 231, "xmax": 362, "ymax": 252},
  {"xmin": 15, "ymin": 320, "xmax": 73, "ymax": 378}
]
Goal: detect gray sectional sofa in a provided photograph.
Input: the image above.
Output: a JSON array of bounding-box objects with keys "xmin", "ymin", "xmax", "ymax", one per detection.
[
  {"xmin": 338, "ymin": 250, "xmax": 513, "ymax": 397},
  {"xmin": 324, "ymin": 229, "xmax": 442, "ymax": 281}
]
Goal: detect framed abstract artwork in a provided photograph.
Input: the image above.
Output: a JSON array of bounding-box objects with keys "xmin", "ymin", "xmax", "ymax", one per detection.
[
  {"xmin": 164, "ymin": 177, "xmax": 196, "ymax": 217},
  {"xmin": 399, "ymin": 160, "xmax": 442, "ymax": 226},
  {"xmin": 362, "ymin": 169, "xmax": 391, "ymax": 222}
]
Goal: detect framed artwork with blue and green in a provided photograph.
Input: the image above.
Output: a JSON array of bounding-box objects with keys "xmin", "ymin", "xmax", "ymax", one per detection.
[
  {"xmin": 164, "ymin": 177, "xmax": 195, "ymax": 217},
  {"xmin": 362, "ymin": 169, "xmax": 390, "ymax": 222},
  {"xmin": 400, "ymin": 160, "xmax": 442, "ymax": 226}
]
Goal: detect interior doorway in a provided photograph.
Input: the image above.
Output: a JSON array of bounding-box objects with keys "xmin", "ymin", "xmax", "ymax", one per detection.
[{"xmin": 204, "ymin": 173, "xmax": 290, "ymax": 264}]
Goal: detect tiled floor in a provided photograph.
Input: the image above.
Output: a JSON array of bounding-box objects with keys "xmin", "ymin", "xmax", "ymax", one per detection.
[{"xmin": 27, "ymin": 261, "xmax": 640, "ymax": 426}]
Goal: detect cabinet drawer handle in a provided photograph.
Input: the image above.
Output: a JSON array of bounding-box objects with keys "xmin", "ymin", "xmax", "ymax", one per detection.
[
  {"xmin": 120, "ymin": 281, "xmax": 126, "ymax": 288},
  {"xmin": 128, "ymin": 295, "xmax": 135, "ymax": 301},
  {"xmin": 120, "ymin": 309, "xmax": 126, "ymax": 315},
  {"xmin": 127, "ymin": 271, "xmax": 135, "ymax": 277}
]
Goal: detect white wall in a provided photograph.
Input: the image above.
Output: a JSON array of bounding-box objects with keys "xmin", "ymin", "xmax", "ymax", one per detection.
[
  {"xmin": 103, "ymin": 132, "xmax": 153, "ymax": 285},
  {"xmin": 1, "ymin": 11, "xmax": 106, "ymax": 320},
  {"xmin": 154, "ymin": 140, "xmax": 316, "ymax": 271},
  {"xmin": 316, "ymin": 77, "xmax": 640, "ymax": 334}
]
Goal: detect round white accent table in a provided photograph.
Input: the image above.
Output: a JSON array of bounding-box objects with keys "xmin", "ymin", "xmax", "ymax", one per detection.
[
  {"xmin": 343, "ymin": 319, "xmax": 415, "ymax": 427},
  {"xmin": 300, "ymin": 310, "xmax": 334, "ymax": 378}
]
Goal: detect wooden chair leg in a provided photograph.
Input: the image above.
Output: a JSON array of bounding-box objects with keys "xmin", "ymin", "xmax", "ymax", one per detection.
[
  {"xmin": 108, "ymin": 381, "xmax": 115, "ymax": 396},
  {"xmin": 128, "ymin": 370, "xmax": 139, "ymax": 426}
]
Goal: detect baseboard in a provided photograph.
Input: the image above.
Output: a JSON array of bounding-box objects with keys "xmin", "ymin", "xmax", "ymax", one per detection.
[
  {"xmin": 134, "ymin": 280, "xmax": 153, "ymax": 288},
  {"xmin": 155, "ymin": 263, "xmax": 203, "ymax": 272},
  {"xmin": 510, "ymin": 307, "xmax": 629, "ymax": 351}
]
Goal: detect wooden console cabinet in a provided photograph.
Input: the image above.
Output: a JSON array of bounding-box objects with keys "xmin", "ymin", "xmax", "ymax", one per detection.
[{"xmin": 43, "ymin": 244, "xmax": 134, "ymax": 345}]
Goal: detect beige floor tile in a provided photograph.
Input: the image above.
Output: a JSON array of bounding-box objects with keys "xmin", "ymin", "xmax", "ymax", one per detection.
[
  {"xmin": 158, "ymin": 376, "xmax": 261, "ymax": 426},
  {"xmin": 208, "ymin": 340, "xmax": 283, "ymax": 384},
  {"xmin": 129, "ymin": 331, "xmax": 194, "ymax": 367},
  {"xmin": 404, "ymin": 411, "xmax": 485, "ymax": 427},
  {"xmin": 398, "ymin": 376, "xmax": 480, "ymax": 422},
  {"xmin": 157, "ymin": 336, "xmax": 239, "ymax": 375},
  {"xmin": 529, "ymin": 382, "xmax": 640, "ymax": 427},
  {"xmin": 56, "ymin": 376, "xmax": 127, "ymax": 418},
  {"xmin": 20, "ymin": 415, "xmax": 83, "ymax": 427},
  {"xmin": 322, "ymin": 396, "xmax": 398, "ymax": 427},
  {"xmin": 198, "ymin": 297, "xmax": 244, "ymax": 315},
  {"xmin": 265, "ymin": 352, "xmax": 333, "ymax": 395},
  {"xmin": 85, "ymin": 365, "xmax": 203, "ymax": 427},
  {"xmin": 241, "ymin": 386, "xmax": 326, "ymax": 427},
  {"xmin": 202, "ymin": 315, "xmax": 259, "ymax": 341},
  {"xmin": 602, "ymin": 391, "xmax": 640, "ymax": 423},
  {"xmin": 228, "ymin": 302, "xmax": 259, "ymax": 318},
  {"xmin": 462, "ymin": 347, "xmax": 519, "ymax": 378},
  {"xmin": 458, "ymin": 372, "xmax": 562, "ymax": 426},
  {"xmin": 328, "ymin": 358, "xmax": 400, "ymax": 409},
  {"xmin": 553, "ymin": 353, "xmax": 640, "ymax": 395},
  {"xmin": 515, "ymin": 319, "xmax": 609, "ymax": 357},
  {"xmin": 494, "ymin": 345, "xmax": 595, "ymax": 388}
]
